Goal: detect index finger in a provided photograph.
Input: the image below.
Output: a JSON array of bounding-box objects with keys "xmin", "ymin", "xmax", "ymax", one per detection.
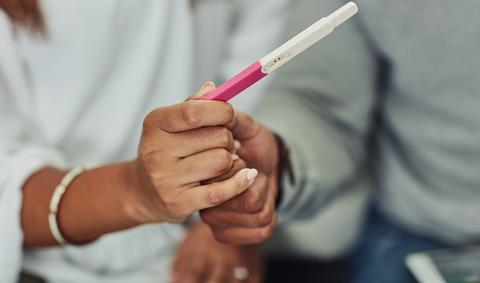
[{"xmin": 148, "ymin": 100, "xmax": 236, "ymax": 133}]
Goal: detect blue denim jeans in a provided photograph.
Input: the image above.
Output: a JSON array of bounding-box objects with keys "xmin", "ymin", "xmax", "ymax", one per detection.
[{"xmin": 348, "ymin": 207, "xmax": 446, "ymax": 283}]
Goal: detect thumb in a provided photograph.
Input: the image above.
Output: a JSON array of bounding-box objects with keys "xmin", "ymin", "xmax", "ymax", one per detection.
[{"xmin": 187, "ymin": 168, "xmax": 258, "ymax": 211}]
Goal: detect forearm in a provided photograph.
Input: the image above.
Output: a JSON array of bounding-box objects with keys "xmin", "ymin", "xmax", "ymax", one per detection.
[{"xmin": 21, "ymin": 161, "xmax": 143, "ymax": 247}]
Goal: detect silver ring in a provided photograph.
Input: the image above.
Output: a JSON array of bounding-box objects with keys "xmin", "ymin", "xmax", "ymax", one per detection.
[{"xmin": 233, "ymin": 266, "xmax": 250, "ymax": 281}]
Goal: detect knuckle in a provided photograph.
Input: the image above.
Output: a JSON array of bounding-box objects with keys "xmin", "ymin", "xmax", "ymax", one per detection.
[
  {"xmin": 162, "ymin": 196, "xmax": 177, "ymax": 213},
  {"xmin": 138, "ymin": 148, "xmax": 150, "ymax": 163},
  {"xmin": 181, "ymin": 102, "xmax": 202, "ymax": 128},
  {"xmin": 138, "ymin": 147, "xmax": 158, "ymax": 163},
  {"xmin": 206, "ymin": 189, "xmax": 226, "ymax": 206},
  {"xmin": 258, "ymin": 225, "xmax": 274, "ymax": 242},
  {"xmin": 246, "ymin": 192, "xmax": 263, "ymax": 213},
  {"xmin": 142, "ymin": 109, "xmax": 159, "ymax": 129},
  {"xmin": 211, "ymin": 149, "xmax": 232, "ymax": 174},
  {"xmin": 213, "ymin": 229, "xmax": 230, "ymax": 244},
  {"xmin": 149, "ymin": 173, "xmax": 168, "ymax": 190},
  {"xmin": 243, "ymin": 113, "xmax": 261, "ymax": 137},
  {"xmin": 222, "ymin": 103, "xmax": 236, "ymax": 124},
  {"xmin": 217, "ymin": 127, "xmax": 233, "ymax": 148},
  {"xmin": 244, "ymin": 113, "xmax": 254, "ymax": 125},
  {"xmin": 138, "ymin": 154, "xmax": 168, "ymax": 183},
  {"xmin": 138, "ymin": 160, "xmax": 172, "ymax": 189},
  {"xmin": 241, "ymin": 112, "xmax": 256, "ymax": 129},
  {"xmin": 162, "ymin": 195, "xmax": 190, "ymax": 220},
  {"xmin": 255, "ymin": 209, "xmax": 274, "ymax": 227}
]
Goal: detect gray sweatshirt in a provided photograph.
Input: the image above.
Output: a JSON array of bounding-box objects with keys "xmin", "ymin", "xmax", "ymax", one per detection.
[{"xmin": 255, "ymin": 0, "xmax": 480, "ymax": 244}]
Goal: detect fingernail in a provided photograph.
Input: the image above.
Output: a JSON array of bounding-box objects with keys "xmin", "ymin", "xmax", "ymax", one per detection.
[
  {"xmin": 201, "ymin": 81, "xmax": 215, "ymax": 89},
  {"xmin": 246, "ymin": 168, "xmax": 258, "ymax": 185},
  {"xmin": 234, "ymin": 140, "xmax": 241, "ymax": 150},
  {"xmin": 232, "ymin": 153, "xmax": 239, "ymax": 161}
]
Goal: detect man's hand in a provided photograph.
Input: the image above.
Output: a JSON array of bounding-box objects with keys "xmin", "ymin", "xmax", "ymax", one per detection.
[
  {"xmin": 171, "ymin": 221, "xmax": 264, "ymax": 283},
  {"xmin": 201, "ymin": 112, "xmax": 280, "ymax": 244}
]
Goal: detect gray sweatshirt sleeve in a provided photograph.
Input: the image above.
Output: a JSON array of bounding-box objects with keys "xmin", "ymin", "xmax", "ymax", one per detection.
[{"xmin": 253, "ymin": 0, "xmax": 378, "ymax": 220}]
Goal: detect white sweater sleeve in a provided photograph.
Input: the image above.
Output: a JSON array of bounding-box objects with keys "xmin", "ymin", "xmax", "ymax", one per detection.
[{"xmin": 0, "ymin": 13, "xmax": 66, "ymax": 283}]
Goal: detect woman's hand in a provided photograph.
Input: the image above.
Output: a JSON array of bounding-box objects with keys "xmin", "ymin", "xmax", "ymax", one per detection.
[
  {"xmin": 171, "ymin": 221, "xmax": 265, "ymax": 283},
  {"xmin": 127, "ymin": 83, "xmax": 258, "ymax": 224},
  {"xmin": 21, "ymin": 83, "xmax": 258, "ymax": 247}
]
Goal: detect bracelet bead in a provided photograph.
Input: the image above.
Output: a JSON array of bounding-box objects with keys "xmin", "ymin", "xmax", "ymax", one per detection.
[{"xmin": 48, "ymin": 166, "xmax": 88, "ymax": 245}]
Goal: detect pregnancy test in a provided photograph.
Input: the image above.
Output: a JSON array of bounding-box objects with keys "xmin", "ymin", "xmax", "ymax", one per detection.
[{"xmin": 202, "ymin": 2, "xmax": 358, "ymax": 102}]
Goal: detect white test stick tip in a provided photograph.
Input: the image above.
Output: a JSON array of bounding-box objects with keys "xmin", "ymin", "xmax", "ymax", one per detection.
[{"xmin": 327, "ymin": 2, "xmax": 358, "ymax": 27}]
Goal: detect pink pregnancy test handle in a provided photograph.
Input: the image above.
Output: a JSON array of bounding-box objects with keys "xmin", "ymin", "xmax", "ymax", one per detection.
[{"xmin": 201, "ymin": 61, "xmax": 267, "ymax": 102}]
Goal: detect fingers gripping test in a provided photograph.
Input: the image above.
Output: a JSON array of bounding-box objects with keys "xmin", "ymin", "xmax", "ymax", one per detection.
[{"xmin": 201, "ymin": 2, "xmax": 359, "ymax": 102}]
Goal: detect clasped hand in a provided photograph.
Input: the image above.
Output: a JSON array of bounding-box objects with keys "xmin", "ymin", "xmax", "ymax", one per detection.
[{"xmin": 129, "ymin": 82, "xmax": 279, "ymax": 244}]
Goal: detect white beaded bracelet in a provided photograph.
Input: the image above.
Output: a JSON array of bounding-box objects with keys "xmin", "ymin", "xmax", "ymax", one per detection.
[{"xmin": 48, "ymin": 165, "xmax": 88, "ymax": 245}]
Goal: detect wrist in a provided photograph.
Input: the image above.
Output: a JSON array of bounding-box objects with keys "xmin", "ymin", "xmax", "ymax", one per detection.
[
  {"xmin": 122, "ymin": 159, "xmax": 160, "ymax": 225},
  {"xmin": 57, "ymin": 162, "xmax": 151, "ymax": 244},
  {"xmin": 22, "ymin": 161, "xmax": 156, "ymax": 247},
  {"xmin": 273, "ymin": 133, "xmax": 295, "ymax": 208},
  {"xmin": 22, "ymin": 167, "xmax": 67, "ymax": 247}
]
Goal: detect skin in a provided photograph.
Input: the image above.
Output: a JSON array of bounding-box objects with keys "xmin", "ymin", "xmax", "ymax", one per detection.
[
  {"xmin": 165, "ymin": 91, "xmax": 281, "ymax": 281},
  {"xmin": 200, "ymin": 111, "xmax": 281, "ymax": 245},
  {"xmin": 171, "ymin": 221, "xmax": 264, "ymax": 283},
  {"xmin": 183, "ymin": 88, "xmax": 281, "ymax": 245},
  {"xmin": 21, "ymin": 83, "xmax": 259, "ymax": 247}
]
